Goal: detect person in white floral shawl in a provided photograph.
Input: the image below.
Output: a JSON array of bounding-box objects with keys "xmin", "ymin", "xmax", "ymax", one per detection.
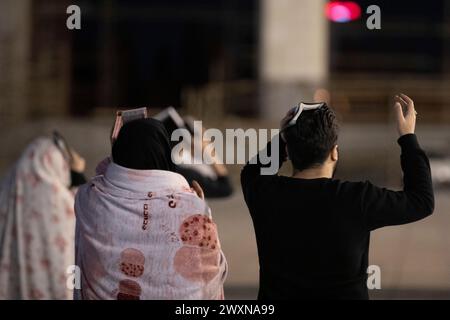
[
  {"xmin": 0, "ymin": 136, "xmax": 86, "ymax": 300},
  {"xmin": 74, "ymin": 119, "xmax": 227, "ymax": 300}
]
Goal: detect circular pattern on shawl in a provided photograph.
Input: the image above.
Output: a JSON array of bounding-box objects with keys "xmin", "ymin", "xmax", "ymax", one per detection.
[
  {"xmin": 117, "ymin": 279, "xmax": 142, "ymax": 300},
  {"xmin": 119, "ymin": 248, "xmax": 145, "ymax": 278},
  {"xmin": 179, "ymin": 214, "xmax": 219, "ymax": 250},
  {"xmin": 173, "ymin": 246, "xmax": 220, "ymax": 283}
]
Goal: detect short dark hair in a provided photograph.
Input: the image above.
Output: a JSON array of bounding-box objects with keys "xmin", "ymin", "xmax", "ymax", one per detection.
[{"xmin": 284, "ymin": 104, "xmax": 339, "ymax": 171}]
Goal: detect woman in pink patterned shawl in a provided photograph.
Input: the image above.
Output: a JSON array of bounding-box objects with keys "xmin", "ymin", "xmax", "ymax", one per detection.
[
  {"xmin": 74, "ymin": 119, "xmax": 227, "ymax": 300},
  {"xmin": 0, "ymin": 135, "xmax": 86, "ymax": 300}
]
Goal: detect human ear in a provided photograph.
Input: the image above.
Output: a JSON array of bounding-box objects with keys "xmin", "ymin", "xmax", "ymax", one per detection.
[{"xmin": 331, "ymin": 145, "xmax": 338, "ymax": 162}]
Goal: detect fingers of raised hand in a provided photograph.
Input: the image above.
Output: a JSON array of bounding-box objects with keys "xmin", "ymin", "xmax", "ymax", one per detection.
[
  {"xmin": 395, "ymin": 94, "xmax": 415, "ymax": 118},
  {"xmin": 394, "ymin": 101, "xmax": 405, "ymax": 120}
]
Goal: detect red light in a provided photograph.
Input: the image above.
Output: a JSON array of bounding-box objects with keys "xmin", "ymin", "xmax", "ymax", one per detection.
[{"xmin": 325, "ymin": 1, "xmax": 361, "ymax": 23}]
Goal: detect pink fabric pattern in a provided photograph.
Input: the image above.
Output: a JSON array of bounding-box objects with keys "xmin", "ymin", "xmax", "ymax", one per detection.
[
  {"xmin": 0, "ymin": 138, "xmax": 75, "ymax": 300},
  {"xmin": 75, "ymin": 162, "xmax": 227, "ymax": 300}
]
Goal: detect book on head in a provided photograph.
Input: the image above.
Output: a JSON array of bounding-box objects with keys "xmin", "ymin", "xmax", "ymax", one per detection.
[{"xmin": 111, "ymin": 107, "xmax": 148, "ymax": 141}]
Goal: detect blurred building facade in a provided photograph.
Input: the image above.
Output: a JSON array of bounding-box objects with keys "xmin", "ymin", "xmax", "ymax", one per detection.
[
  {"xmin": 1, "ymin": 0, "xmax": 450, "ymax": 125},
  {"xmin": 1, "ymin": 1, "xmax": 450, "ymax": 299},
  {"xmin": 0, "ymin": 0, "xmax": 72, "ymax": 125}
]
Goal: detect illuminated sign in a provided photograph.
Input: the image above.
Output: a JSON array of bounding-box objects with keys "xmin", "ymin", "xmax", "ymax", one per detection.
[{"xmin": 325, "ymin": 1, "xmax": 362, "ymax": 23}]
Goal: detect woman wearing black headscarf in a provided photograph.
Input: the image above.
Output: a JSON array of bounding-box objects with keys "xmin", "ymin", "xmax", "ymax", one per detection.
[
  {"xmin": 112, "ymin": 119, "xmax": 176, "ymax": 171},
  {"xmin": 74, "ymin": 118, "xmax": 227, "ymax": 300}
]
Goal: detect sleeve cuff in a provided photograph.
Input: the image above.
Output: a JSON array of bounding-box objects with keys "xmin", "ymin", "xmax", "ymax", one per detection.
[
  {"xmin": 397, "ymin": 133, "xmax": 420, "ymax": 150},
  {"xmin": 70, "ymin": 170, "xmax": 87, "ymax": 187},
  {"xmin": 279, "ymin": 137, "xmax": 287, "ymax": 162}
]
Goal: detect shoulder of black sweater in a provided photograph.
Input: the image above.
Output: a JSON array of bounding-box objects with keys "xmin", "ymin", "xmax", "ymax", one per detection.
[
  {"xmin": 240, "ymin": 135, "xmax": 287, "ymax": 204},
  {"xmin": 361, "ymin": 132, "xmax": 434, "ymax": 230},
  {"xmin": 241, "ymin": 135, "xmax": 287, "ymax": 172}
]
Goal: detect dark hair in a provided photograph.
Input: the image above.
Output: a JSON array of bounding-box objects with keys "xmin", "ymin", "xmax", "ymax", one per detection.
[
  {"xmin": 284, "ymin": 105, "xmax": 338, "ymax": 171},
  {"xmin": 112, "ymin": 118, "xmax": 176, "ymax": 171}
]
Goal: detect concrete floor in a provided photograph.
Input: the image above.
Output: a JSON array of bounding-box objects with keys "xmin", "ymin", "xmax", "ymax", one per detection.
[{"xmin": 1, "ymin": 117, "xmax": 450, "ymax": 299}]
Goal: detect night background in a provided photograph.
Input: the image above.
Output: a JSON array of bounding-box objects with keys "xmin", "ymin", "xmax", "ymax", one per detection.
[{"xmin": 1, "ymin": 0, "xmax": 450, "ymax": 299}]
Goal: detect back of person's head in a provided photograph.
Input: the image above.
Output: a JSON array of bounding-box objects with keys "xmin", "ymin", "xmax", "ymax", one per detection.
[
  {"xmin": 284, "ymin": 104, "xmax": 339, "ymax": 171},
  {"xmin": 112, "ymin": 118, "xmax": 175, "ymax": 171}
]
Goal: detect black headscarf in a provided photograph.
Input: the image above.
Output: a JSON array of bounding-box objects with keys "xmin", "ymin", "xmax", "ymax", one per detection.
[{"xmin": 112, "ymin": 118, "xmax": 176, "ymax": 171}]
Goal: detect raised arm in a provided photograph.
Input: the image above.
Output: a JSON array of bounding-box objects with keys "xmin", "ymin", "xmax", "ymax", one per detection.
[
  {"xmin": 241, "ymin": 107, "xmax": 297, "ymax": 191},
  {"xmin": 363, "ymin": 94, "xmax": 434, "ymax": 230},
  {"xmin": 240, "ymin": 134, "xmax": 287, "ymax": 195}
]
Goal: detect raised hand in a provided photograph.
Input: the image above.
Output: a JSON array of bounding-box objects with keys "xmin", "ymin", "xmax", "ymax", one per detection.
[
  {"xmin": 70, "ymin": 148, "xmax": 86, "ymax": 173},
  {"xmin": 394, "ymin": 93, "xmax": 416, "ymax": 137},
  {"xmin": 280, "ymin": 107, "xmax": 298, "ymax": 142}
]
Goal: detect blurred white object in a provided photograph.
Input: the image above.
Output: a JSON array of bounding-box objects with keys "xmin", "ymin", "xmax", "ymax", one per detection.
[
  {"xmin": 430, "ymin": 158, "xmax": 450, "ymax": 185},
  {"xmin": 178, "ymin": 140, "xmax": 218, "ymax": 180},
  {"xmin": 153, "ymin": 106, "xmax": 185, "ymax": 129},
  {"xmin": 153, "ymin": 107, "xmax": 217, "ymax": 179}
]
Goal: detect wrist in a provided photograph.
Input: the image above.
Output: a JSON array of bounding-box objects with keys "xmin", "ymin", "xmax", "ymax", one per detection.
[
  {"xmin": 399, "ymin": 129, "xmax": 415, "ymax": 137},
  {"xmin": 397, "ymin": 133, "xmax": 419, "ymax": 149}
]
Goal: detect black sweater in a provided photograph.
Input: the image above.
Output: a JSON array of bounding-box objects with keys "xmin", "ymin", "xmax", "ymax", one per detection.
[{"xmin": 241, "ymin": 134, "xmax": 434, "ymax": 300}]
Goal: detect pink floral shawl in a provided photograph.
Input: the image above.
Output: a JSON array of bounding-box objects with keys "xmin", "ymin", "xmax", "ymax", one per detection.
[
  {"xmin": 74, "ymin": 162, "xmax": 227, "ymax": 300},
  {"xmin": 0, "ymin": 138, "xmax": 75, "ymax": 300}
]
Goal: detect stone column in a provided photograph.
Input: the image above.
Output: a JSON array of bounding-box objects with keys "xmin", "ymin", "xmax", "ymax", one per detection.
[
  {"xmin": 0, "ymin": 0, "xmax": 32, "ymax": 126},
  {"xmin": 259, "ymin": 0, "xmax": 328, "ymax": 120}
]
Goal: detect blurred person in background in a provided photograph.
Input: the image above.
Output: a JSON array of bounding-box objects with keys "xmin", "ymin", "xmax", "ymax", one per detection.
[
  {"xmin": 175, "ymin": 115, "xmax": 233, "ymax": 199},
  {"xmin": 75, "ymin": 119, "xmax": 227, "ymax": 300},
  {"xmin": 96, "ymin": 109, "xmax": 234, "ymax": 199},
  {"xmin": 154, "ymin": 109, "xmax": 234, "ymax": 199},
  {"xmin": 241, "ymin": 94, "xmax": 434, "ymax": 300},
  {"xmin": 0, "ymin": 134, "xmax": 86, "ymax": 300}
]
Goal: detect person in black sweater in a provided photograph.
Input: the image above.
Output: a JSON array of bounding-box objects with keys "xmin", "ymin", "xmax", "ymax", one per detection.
[{"xmin": 241, "ymin": 94, "xmax": 434, "ymax": 300}]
